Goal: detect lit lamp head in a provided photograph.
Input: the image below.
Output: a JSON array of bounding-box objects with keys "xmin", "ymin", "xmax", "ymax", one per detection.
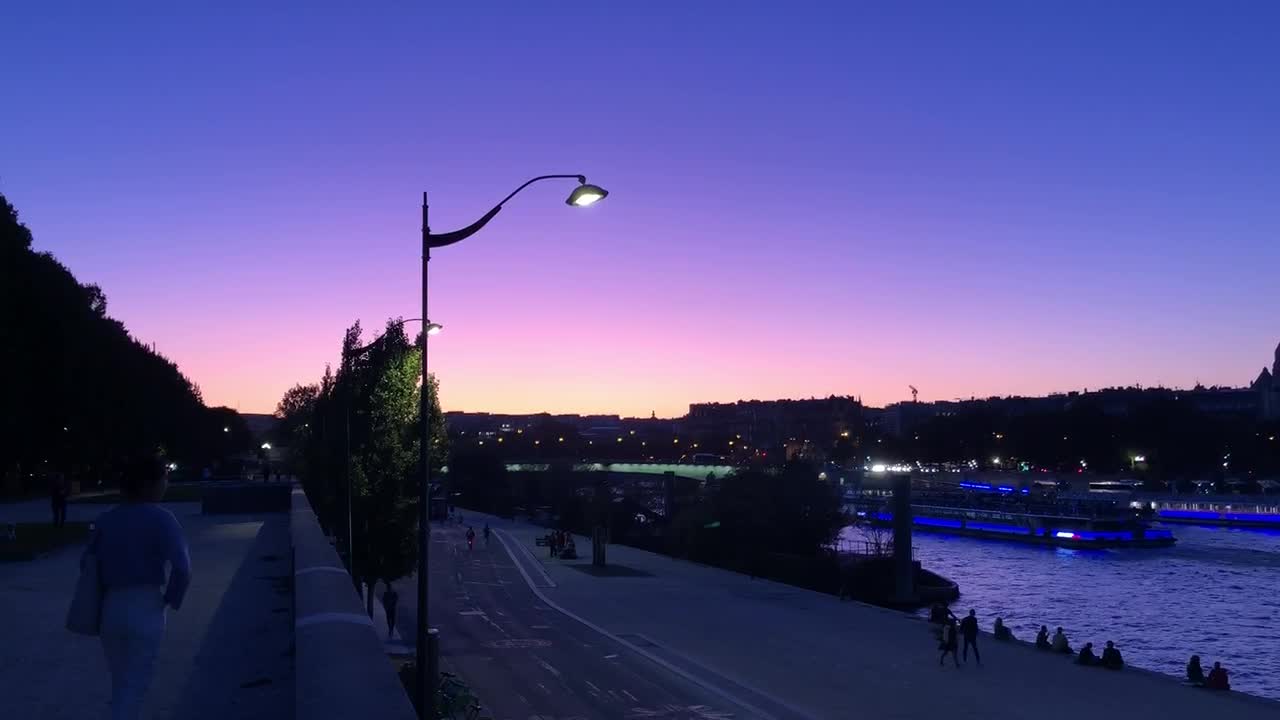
[
  {"xmin": 425, "ymin": 322, "xmax": 443, "ymax": 336},
  {"xmin": 566, "ymin": 182, "xmax": 608, "ymax": 207}
]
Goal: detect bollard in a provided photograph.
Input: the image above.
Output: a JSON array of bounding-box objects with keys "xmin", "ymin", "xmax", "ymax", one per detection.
[{"xmin": 424, "ymin": 628, "xmax": 440, "ymax": 717}]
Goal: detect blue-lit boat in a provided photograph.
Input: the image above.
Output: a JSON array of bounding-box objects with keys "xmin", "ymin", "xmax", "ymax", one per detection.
[
  {"xmin": 1147, "ymin": 499, "xmax": 1280, "ymax": 528},
  {"xmin": 850, "ymin": 485, "xmax": 1176, "ymax": 549}
]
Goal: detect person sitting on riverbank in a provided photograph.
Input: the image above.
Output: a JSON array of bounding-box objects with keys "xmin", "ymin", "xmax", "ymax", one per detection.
[
  {"xmin": 993, "ymin": 617, "xmax": 1014, "ymax": 641},
  {"xmin": 1035, "ymin": 625, "xmax": 1051, "ymax": 650},
  {"xmin": 1052, "ymin": 627, "xmax": 1073, "ymax": 654},
  {"xmin": 1076, "ymin": 642, "xmax": 1099, "ymax": 666},
  {"xmin": 1100, "ymin": 641, "xmax": 1123, "ymax": 670},
  {"xmin": 1206, "ymin": 662, "xmax": 1230, "ymax": 691},
  {"xmin": 1187, "ymin": 655, "xmax": 1205, "ymax": 686}
]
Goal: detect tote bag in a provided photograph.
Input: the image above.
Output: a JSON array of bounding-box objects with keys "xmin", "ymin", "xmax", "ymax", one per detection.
[{"xmin": 66, "ymin": 546, "xmax": 103, "ymax": 636}]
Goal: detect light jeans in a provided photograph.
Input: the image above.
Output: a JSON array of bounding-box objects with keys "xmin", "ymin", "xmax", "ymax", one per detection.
[{"xmin": 100, "ymin": 586, "xmax": 166, "ymax": 720}]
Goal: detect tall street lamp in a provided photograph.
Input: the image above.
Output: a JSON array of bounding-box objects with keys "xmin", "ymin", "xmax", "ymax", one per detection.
[{"xmin": 417, "ymin": 175, "xmax": 607, "ymax": 713}]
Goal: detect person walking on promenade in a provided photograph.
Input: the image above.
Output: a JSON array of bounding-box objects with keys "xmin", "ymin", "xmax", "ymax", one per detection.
[
  {"xmin": 380, "ymin": 582, "xmax": 399, "ymax": 641},
  {"xmin": 49, "ymin": 471, "xmax": 69, "ymax": 528},
  {"xmin": 960, "ymin": 609, "xmax": 981, "ymax": 665},
  {"xmin": 938, "ymin": 618, "xmax": 960, "ymax": 667},
  {"xmin": 465, "ymin": 526, "xmax": 476, "ymax": 550},
  {"xmin": 82, "ymin": 456, "xmax": 191, "ymax": 720},
  {"xmin": 483, "ymin": 523, "xmax": 491, "ymax": 548}
]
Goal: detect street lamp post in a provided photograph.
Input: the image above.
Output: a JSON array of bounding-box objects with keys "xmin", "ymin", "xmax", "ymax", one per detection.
[{"xmin": 417, "ymin": 175, "xmax": 606, "ymax": 715}]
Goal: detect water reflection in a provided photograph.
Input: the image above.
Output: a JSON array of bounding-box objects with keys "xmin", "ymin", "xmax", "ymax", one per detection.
[{"xmin": 841, "ymin": 523, "xmax": 1280, "ymax": 700}]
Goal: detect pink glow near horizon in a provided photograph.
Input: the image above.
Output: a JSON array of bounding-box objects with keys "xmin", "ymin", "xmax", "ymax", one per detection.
[{"xmin": 3, "ymin": 3, "xmax": 1278, "ymax": 417}]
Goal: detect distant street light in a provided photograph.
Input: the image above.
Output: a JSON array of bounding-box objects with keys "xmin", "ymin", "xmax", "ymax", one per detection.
[
  {"xmin": 417, "ymin": 174, "xmax": 607, "ymax": 711},
  {"xmin": 261, "ymin": 442, "xmax": 272, "ymax": 450},
  {"xmin": 223, "ymin": 426, "xmax": 230, "ymax": 433}
]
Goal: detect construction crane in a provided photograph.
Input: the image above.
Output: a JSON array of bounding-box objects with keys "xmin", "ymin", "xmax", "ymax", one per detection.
[{"xmin": 909, "ymin": 385, "xmax": 918, "ymax": 403}]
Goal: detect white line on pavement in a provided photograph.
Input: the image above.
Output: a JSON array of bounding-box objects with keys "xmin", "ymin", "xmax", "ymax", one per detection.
[{"xmin": 493, "ymin": 528, "xmax": 793, "ymax": 720}]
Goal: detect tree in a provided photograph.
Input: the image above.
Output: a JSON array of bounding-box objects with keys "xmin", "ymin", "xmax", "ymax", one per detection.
[
  {"xmin": 278, "ymin": 318, "xmax": 449, "ymax": 611},
  {"xmin": 449, "ymin": 448, "xmax": 512, "ymax": 516},
  {"xmin": 1, "ymin": 192, "xmax": 252, "ymax": 493},
  {"xmin": 710, "ymin": 461, "xmax": 845, "ymax": 571},
  {"xmin": 352, "ymin": 343, "xmax": 422, "ymax": 613}
]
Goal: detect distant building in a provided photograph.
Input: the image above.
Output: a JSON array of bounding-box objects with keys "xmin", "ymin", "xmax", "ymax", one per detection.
[
  {"xmin": 1252, "ymin": 341, "xmax": 1280, "ymax": 420},
  {"xmin": 685, "ymin": 396, "xmax": 864, "ymax": 449}
]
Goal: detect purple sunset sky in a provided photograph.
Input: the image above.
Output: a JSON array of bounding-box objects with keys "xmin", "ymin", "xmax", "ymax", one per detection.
[{"xmin": 3, "ymin": 1, "xmax": 1278, "ymax": 416}]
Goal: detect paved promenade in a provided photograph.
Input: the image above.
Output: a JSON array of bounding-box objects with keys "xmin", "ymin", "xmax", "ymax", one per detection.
[
  {"xmin": 0, "ymin": 500, "xmax": 293, "ymax": 719},
  {"xmin": 470, "ymin": 511, "xmax": 1277, "ymax": 720}
]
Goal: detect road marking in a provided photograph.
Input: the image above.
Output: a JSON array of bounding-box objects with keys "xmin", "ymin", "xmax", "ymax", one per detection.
[
  {"xmin": 531, "ymin": 624, "xmax": 552, "ymax": 629},
  {"xmin": 295, "ymin": 565, "xmax": 348, "ymax": 577},
  {"xmin": 627, "ymin": 706, "xmax": 735, "ymax": 719},
  {"xmin": 484, "ymin": 638, "xmax": 552, "ymax": 649},
  {"xmin": 459, "ymin": 610, "xmax": 485, "ymax": 616},
  {"xmin": 504, "ymin": 529, "xmax": 557, "ymax": 587},
  {"xmin": 622, "ymin": 689, "xmax": 638, "ymax": 701},
  {"xmin": 537, "ymin": 682, "xmax": 552, "ymax": 695},
  {"xmin": 583, "ymin": 679, "xmax": 602, "ymax": 694},
  {"xmin": 604, "ymin": 654, "xmax": 620, "ymax": 660},
  {"xmin": 494, "ymin": 528, "xmax": 796, "ymax": 720},
  {"xmin": 536, "ymin": 657, "xmax": 563, "ymax": 679}
]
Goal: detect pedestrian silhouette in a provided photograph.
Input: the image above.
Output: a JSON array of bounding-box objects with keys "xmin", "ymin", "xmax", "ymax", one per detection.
[
  {"xmin": 938, "ymin": 618, "xmax": 960, "ymax": 667},
  {"xmin": 380, "ymin": 582, "xmax": 399, "ymax": 641},
  {"xmin": 1100, "ymin": 640, "xmax": 1123, "ymax": 670},
  {"xmin": 960, "ymin": 609, "xmax": 981, "ymax": 665}
]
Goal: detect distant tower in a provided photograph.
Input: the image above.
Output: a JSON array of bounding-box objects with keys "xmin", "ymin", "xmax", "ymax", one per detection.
[
  {"xmin": 909, "ymin": 385, "xmax": 918, "ymax": 403},
  {"xmin": 1255, "ymin": 341, "xmax": 1280, "ymax": 420}
]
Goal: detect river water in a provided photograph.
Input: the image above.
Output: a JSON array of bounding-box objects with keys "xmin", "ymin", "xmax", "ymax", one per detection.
[{"xmin": 840, "ymin": 523, "xmax": 1280, "ymax": 700}]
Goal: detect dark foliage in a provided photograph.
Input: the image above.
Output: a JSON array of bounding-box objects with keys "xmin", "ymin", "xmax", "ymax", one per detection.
[
  {"xmin": 1, "ymin": 193, "xmax": 251, "ymax": 492},
  {"xmin": 277, "ymin": 318, "xmax": 447, "ymax": 602}
]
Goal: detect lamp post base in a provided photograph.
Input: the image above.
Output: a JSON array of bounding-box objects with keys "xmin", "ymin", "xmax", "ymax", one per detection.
[{"xmin": 422, "ymin": 628, "xmax": 439, "ymax": 717}]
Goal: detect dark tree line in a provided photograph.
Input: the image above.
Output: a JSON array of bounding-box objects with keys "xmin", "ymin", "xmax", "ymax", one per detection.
[
  {"xmin": 276, "ymin": 319, "xmax": 448, "ymax": 609},
  {"xmin": 451, "ymin": 449, "xmax": 847, "ymax": 588},
  {"xmin": 1, "ymin": 193, "xmax": 252, "ymax": 494}
]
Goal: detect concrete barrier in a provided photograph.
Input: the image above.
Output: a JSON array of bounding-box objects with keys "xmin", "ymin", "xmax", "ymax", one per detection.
[{"xmin": 291, "ymin": 488, "xmax": 417, "ymax": 720}]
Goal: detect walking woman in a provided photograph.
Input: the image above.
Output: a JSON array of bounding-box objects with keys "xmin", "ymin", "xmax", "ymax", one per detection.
[
  {"xmin": 938, "ymin": 618, "xmax": 960, "ymax": 667},
  {"xmin": 83, "ymin": 456, "xmax": 191, "ymax": 719}
]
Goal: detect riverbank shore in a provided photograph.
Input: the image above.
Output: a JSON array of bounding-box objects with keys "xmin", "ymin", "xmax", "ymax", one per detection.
[{"xmin": 468, "ymin": 510, "xmax": 1278, "ymax": 719}]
